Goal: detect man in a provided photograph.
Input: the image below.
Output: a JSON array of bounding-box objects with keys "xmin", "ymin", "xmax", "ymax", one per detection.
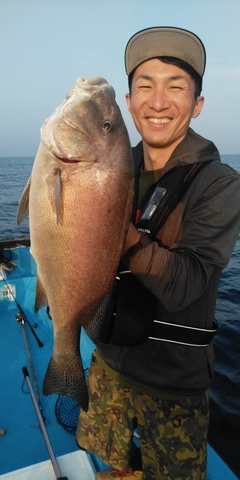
[{"xmin": 76, "ymin": 27, "xmax": 240, "ymax": 480}]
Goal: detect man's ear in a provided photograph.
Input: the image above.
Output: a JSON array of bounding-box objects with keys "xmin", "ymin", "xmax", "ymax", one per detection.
[
  {"xmin": 125, "ymin": 93, "xmax": 131, "ymax": 113},
  {"xmin": 192, "ymin": 96, "xmax": 204, "ymax": 119}
]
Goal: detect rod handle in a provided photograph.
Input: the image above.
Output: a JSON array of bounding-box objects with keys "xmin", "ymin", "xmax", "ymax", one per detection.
[{"xmin": 22, "ymin": 366, "xmax": 29, "ymax": 378}]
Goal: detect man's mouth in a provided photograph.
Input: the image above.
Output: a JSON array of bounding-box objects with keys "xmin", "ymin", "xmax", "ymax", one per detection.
[{"xmin": 148, "ymin": 118, "xmax": 170, "ymax": 125}]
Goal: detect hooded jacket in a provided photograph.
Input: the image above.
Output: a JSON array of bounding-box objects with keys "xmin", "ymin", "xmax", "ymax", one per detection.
[{"xmin": 97, "ymin": 128, "xmax": 240, "ymax": 396}]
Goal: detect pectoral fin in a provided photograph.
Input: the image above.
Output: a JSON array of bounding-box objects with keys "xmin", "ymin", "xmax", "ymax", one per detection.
[
  {"xmin": 45, "ymin": 169, "xmax": 62, "ymax": 224},
  {"xmin": 17, "ymin": 177, "xmax": 31, "ymax": 225}
]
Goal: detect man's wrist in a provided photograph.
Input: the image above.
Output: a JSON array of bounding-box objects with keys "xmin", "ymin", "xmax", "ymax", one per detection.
[{"xmin": 127, "ymin": 235, "xmax": 151, "ymax": 257}]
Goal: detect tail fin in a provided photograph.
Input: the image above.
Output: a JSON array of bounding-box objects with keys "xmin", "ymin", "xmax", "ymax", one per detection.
[{"xmin": 43, "ymin": 352, "xmax": 89, "ymax": 412}]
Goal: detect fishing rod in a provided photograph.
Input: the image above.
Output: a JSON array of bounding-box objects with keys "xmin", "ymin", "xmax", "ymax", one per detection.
[
  {"xmin": 0, "ymin": 269, "xmax": 46, "ymax": 422},
  {"xmin": 0, "ymin": 270, "xmax": 43, "ymax": 347},
  {"xmin": 22, "ymin": 367, "xmax": 68, "ymax": 480},
  {"xmin": 15, "ymin": 302, "xmax": 43, "ymax": 348}
]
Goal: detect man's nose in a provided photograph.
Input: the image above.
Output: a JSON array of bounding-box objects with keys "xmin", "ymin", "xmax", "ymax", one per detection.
[{"xmin": 148, "ymin": 88, "xmax": 170, "ymax": 111}]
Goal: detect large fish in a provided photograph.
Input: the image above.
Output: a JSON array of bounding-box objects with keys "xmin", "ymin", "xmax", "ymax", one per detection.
[{"xmin": 17, "ymin": 77, "xmax": 134, "ymax": 411}]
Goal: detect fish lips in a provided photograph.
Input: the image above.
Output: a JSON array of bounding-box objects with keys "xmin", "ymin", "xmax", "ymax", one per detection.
[{"xmin": 55, "ymin": 156, "xmax": 81, "ymax": 164}]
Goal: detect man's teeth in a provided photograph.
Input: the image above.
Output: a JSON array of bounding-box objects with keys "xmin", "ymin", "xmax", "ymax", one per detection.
[{"xmin": 149, "ymin": 118, "xmax": 170, "ymax": 124}]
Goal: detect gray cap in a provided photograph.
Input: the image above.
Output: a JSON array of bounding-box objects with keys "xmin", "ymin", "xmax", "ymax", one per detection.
[{"xmin": 125, "ymin": 26, "xmax": 206, "ymax": 77}]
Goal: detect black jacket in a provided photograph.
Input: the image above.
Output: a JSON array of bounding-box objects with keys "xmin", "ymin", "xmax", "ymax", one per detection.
[{"xmin": 97, "ymin": 128, "xmax": 240, "ymax": 396}]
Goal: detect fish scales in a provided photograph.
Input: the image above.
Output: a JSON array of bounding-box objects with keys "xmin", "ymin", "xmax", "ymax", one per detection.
[{"xmin": 17, "ymin": 77, "xmax": 134, "ymax": 411}]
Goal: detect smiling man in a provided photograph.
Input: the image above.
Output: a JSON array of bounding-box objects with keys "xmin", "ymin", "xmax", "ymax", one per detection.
[
  {"xmin": 77, "ymin": 27, "xmax": 240, "ymax": 480},
  {"xmin": 126, "ymin": 59, "xmax": 204, "ymax": 168}
]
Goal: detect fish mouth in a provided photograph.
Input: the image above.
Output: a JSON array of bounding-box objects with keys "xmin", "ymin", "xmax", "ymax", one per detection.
[
  {"xmin": 56, "ymin": 156, "xmax": 81, "ymax": 164},
  {"xmin": 55, "ymin": 155, "xmax": 96, "ymax": 167}
]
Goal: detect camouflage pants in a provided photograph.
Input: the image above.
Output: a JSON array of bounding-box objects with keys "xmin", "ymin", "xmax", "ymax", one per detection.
[{"xmin": 76, "ymin": 351, "xmax": 209, "ymax": 480}]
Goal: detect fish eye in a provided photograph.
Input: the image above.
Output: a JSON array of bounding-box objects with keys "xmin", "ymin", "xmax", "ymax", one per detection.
[{"xmin": 102, "ymin": 121, "xmax": 112, "ymax": 133}]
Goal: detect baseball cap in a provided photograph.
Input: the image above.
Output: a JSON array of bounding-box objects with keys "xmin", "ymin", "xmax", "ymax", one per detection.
[{"xmin": 125, "ymin": 27, "xmax": 206, "ymax": 77}]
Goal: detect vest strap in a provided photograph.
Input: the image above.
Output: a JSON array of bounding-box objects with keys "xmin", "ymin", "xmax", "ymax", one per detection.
[{"xmin": 148, "ymin": 318, "xmax": 218, "ymax": 347}]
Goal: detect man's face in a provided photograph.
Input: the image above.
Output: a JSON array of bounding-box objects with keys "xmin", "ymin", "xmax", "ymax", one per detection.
[{"xmin": 126, "ymin": 58, "xmax": 204, "ymax": 153}]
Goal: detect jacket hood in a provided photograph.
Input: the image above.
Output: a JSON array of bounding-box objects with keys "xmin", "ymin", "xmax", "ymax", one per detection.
[{"xmin": 132, "ymin": 127, "xmax": 221, "ymax": 176}]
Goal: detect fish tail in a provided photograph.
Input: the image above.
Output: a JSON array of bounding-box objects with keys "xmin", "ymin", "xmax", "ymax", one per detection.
[{"xmin": 43, "ymin": 354, "xmax": 89, "ymax": 412}]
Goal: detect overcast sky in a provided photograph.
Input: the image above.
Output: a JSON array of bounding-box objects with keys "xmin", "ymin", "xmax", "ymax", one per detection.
[{"xmin": 1, "ymin": 0, "xmax": 240, "ymax": 157}]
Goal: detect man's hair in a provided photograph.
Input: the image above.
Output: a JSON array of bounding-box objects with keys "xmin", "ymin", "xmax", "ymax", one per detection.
[{"xmin": 128, "ymin": 56, "xmax": 203, "ymax": 99}]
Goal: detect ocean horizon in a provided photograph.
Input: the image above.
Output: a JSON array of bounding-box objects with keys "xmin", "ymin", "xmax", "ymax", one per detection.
[{"xmin": 1, "ymin": 154, "xmax": 239, "ymax": 240}]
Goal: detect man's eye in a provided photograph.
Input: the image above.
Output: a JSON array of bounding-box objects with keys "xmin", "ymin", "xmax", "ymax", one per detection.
[{"xmin": 170, "ymin": 85, "xmax": 182, "ymax": 90}]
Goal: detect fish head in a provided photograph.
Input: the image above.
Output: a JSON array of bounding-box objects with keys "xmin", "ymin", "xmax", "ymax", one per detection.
[{"xmin": 41, "ymin": 76, "xmax": 133, "ymax": 172}]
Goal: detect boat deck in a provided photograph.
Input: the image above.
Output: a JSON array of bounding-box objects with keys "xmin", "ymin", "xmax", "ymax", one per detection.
[
  {"xmin": 1, "ymin": 451, "xmax": 96, "ymax": 480},
  {"xmin": 0, "ymin": 244, "xmax": 238, "ymax": 479}
]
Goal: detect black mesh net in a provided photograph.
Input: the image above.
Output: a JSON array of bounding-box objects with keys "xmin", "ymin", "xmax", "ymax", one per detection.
[{"xmin": 55, "ymin": 395, "xmax": 80, "ymax": 435}]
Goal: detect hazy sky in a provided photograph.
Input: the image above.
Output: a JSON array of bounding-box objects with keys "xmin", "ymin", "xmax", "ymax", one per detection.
[{"xmin": 1, "ymin": 0, "xmax": 240, "ymax": 157}]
